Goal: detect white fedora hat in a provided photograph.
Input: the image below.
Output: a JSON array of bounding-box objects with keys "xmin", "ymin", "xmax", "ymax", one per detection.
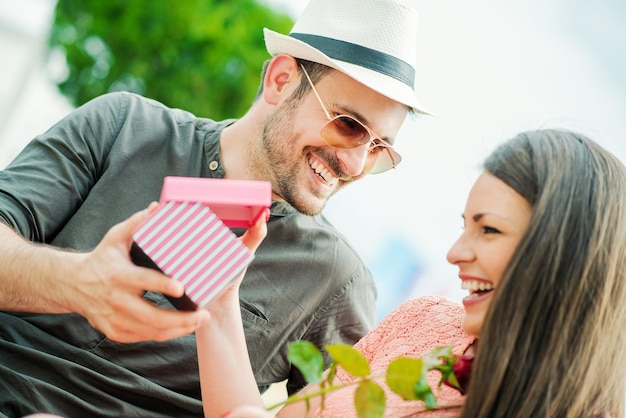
[{"xmin": 264, "ymin": 0, "xmax": 430, "ymax": 114}]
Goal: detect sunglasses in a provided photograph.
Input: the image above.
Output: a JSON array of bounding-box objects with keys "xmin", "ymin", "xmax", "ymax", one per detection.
[{"xmin": 300, "ymin": 65, "xmax": 402, "ymax": 174}]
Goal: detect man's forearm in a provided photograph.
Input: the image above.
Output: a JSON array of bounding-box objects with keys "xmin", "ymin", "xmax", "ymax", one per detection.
[{"xmin": 0, "ymin": 222, "xmax": 79, "ymax": 313}]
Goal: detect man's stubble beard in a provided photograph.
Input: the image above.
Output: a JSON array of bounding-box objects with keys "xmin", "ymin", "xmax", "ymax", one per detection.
[{"xmin": 252, "ymin": 99, "xmax": 332, "ymax": 216}]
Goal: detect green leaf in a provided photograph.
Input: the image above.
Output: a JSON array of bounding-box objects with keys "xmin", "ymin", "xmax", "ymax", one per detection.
[
  {"xmin": 288, "ymin": 341, "xmax": 325, "ymax": 384},
  {"xmin": 325, "ymin": 344, "xmax": 371, "ymax": 377},
  {"xmin": 422, "ymin": 345, "xmax": 454, "ymax": 369},
  {"xmin": 326, "ymin": 363, "xmax": 338, "ymax": 386},
  {"xmin": 354, "ymin": 380, "xmax": 386, "ymax": 418},
  {"xmin": 49, "ymin": 0, "xmax": 294, "ymax": 120},
  {"xmin": 414, "ymin": 376, "xmax": 436, "ymax": 410},
  {"xmin": 385, "ymin": 357, "xmax": 424, "ymax": 400},
  {"xmin": 443, "ymin": 371, "xmax": 461, "ymax": 390},
  {"xmin": 422, "ymin": 345, "xmax": 460, "ymax": 388}
]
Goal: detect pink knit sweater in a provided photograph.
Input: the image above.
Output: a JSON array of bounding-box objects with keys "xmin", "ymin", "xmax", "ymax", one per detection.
[{"xmin": 313, "ymin": 296, "xmax": 474, "ymax": 418}]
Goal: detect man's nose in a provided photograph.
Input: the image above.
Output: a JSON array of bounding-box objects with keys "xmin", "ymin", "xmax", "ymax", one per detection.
[{"xmin": 335, "ymin": 144, "xmax": 370, "ymax": 177}]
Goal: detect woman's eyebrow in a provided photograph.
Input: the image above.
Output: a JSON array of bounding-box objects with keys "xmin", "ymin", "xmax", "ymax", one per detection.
[{"xmin": 461, "ymin": 213, "xmax": 487, "ymax": 222}]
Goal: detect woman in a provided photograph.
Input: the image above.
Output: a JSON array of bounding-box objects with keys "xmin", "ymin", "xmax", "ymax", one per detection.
[
  {"xmin": 459, "ymin": 129, "xmax": 626, "ymax": 417},
  {"xmin": 198, "ymin": 129, "xmax": 626, "ymax": 417}
]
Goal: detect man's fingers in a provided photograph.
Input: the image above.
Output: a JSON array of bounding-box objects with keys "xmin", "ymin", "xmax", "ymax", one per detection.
[
  {"xmin": 105, "ymin": 296, "xmax": 211, "ymax": 342},
  {"xmin": 114, "ymin": 265, "xmax": 184, "ymax": 298},
  {"xmin": 89, "ymin": 202, "xmax": 263, "ymax": 343}
]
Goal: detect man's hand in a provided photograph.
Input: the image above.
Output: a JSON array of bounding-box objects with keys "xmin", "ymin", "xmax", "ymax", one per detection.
[
  {"xmin": 70, "ymin": 203, "xmax": 211, "ymax": 343},
  {"xmin": 0, "ymin": 202, "xmax": 268, "ymax": 344}
]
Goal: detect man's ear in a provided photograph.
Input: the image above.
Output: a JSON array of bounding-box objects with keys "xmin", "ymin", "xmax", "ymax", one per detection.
[{"xmin": 262, "ymin": 54, "xmax": 300, "ymax": 105}]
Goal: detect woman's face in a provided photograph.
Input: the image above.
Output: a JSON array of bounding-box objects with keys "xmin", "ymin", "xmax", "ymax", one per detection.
[{"xmin": 447, "ymin": 172, "xmax": 532, "ymax": 337}]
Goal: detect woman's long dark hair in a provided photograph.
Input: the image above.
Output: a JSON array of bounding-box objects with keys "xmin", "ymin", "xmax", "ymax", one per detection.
[{"xmin": 460, "ymin": 129, "xmax": 626, "ymax": 418}]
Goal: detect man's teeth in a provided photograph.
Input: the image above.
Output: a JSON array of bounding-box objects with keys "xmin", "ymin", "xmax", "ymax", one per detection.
[
  {"xmin": 309, "ymin": 158, "xmax": 337, "ymax": 185},
  {"xmin": 461, "ymin": 281, "xmax": 494, "ymax": 292}
]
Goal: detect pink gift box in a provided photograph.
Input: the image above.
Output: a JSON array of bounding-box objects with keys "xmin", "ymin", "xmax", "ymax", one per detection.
[
  {"xmin": 160, "ymin": 176, "xmax": 272, "ymax": 228},
  {"xmin": 131, "ymin": 177, "xmax": 272, "ymax": 310}
]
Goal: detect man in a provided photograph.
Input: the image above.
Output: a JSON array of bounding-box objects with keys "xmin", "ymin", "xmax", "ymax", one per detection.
[{"xmin": 0, "ymin": 0, "xmax": 428, "ymax": 416}]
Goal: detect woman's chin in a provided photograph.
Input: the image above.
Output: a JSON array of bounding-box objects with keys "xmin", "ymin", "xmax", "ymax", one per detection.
[
  {"xmin": 461, "ymin": 290, "xmax": 494, "ymax": 337},
  {"xmin": 461, "ymin": 313, "xmax": 484, "ymax": 338}
]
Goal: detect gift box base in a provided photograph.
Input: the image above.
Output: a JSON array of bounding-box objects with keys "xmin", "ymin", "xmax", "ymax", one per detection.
[{"xmin": 130, "ymin": 242, "xmax": 197, "ymax": 311}]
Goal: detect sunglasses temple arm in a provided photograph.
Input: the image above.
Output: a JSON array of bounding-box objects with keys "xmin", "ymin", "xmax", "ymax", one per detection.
[{"xmin": 300, "ymin": 65, "xmax": 333, "ymax": 120}]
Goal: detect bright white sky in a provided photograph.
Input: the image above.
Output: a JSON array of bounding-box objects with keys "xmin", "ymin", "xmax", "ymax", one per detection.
[{"xmin": 2, "ymin": 0, "xmax": 626, "ymax": 320}]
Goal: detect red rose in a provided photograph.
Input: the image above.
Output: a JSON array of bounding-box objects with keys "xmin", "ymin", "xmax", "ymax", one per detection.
[
  {"xmin": 451, "ymin": 352, "xmax": 473, "ymax": 395},
  {"xmin": 444, "ymin": 342, "xmax": 475, "ymax": 395}
]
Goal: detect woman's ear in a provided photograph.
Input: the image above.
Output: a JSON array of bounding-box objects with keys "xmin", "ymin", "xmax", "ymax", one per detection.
[{"xmin": 262, "ymin": 54, "xmax": 300, "ymax": 105}]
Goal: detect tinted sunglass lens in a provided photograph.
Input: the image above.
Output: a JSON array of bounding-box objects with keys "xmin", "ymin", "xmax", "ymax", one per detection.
[
  {"xmin": 366, "ymin": 149, "xmax": 390, "ymax": 174},
  {"xmin": 367, "ymin": 146, "xmax": 402, "ymax": 174},
  {"xmin": 321, "ymin": 117, "xmax": 370, "ymax": 149},
  {"xmin": 319, "ymin": 117, "xmax": 403, "ymax": 174}
]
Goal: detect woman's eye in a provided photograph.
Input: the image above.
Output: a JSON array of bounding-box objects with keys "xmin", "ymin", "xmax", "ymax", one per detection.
[{"xmin": 482, "ymin": 226, "xmax": 500, "ymax": 234}]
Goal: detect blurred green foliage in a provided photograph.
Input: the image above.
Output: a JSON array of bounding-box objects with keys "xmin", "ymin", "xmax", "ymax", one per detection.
[{"xmin": 48, "ymin": 0, "xmax": 293, "ymax": 119}]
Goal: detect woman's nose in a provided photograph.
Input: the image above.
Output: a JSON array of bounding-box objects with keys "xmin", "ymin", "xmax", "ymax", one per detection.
[{"xmin": 447, "ymin": 234, "xmax": 474, "ymax": 265}]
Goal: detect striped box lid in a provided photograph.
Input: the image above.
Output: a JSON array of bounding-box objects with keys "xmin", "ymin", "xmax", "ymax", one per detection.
[{"xmin": 133, "ymin": 200, "xmax": 254, "ymax": 308}]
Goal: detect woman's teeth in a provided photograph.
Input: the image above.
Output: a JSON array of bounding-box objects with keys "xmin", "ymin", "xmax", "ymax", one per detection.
[{"xmin": 461, "ymin": 280, "xmax": 494, "ymax": 293}]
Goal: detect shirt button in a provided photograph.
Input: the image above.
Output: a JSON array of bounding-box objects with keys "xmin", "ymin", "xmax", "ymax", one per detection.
[{"xmin": 209, "ymin": 161, "xmax": 219, "ymax": 171}]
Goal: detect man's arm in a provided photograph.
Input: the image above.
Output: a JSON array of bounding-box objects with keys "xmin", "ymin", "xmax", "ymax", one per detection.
[{"xmin": 0, "ymin": 207, "xmax": 210, "ymax": 342}]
